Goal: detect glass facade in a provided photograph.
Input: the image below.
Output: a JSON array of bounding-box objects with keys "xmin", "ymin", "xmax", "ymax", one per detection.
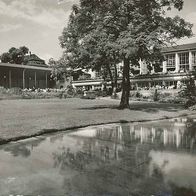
[
  {"xmin": 166, "ymin": 54, "xmax": 175, "ymax": 67},
  {"xmin": 179, "ymin": 52, "xmax": 189, "ymax": 70},
  {"xmin": 192, "ymin": 52, "xmax": 196, "ymax": 66}
]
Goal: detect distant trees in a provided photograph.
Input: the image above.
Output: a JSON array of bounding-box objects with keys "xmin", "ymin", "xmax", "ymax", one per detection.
[
  {"xmin": 0, "ymin": 46, "xmax": 29, "ymax": 64},
  {"xmin": 60, "ymin": 0, "xmax": 193, "ymax": 108},
  {"xmin": 48, "ymin": 57, "xmax": 72, "ymax": 81}
]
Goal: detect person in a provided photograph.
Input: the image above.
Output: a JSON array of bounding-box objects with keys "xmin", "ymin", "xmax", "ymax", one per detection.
[{"xmin": 32, "ymin": 86, "xmax": 36, "ymax": 92}]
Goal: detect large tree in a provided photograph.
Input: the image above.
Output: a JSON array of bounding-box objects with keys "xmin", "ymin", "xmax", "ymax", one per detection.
[
  {"xmin": 60, "ymin": 0, "xmax": 192, "ymax": 108},
  {"xmin": 0, "ymin": 46, "xmax": 29, "ymax": 64}
]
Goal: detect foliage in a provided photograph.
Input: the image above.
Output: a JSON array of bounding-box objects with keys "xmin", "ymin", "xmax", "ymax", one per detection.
[
  {"xmin": 60, "ymin": 0, "xmax": 193, "ymax": 108},
  {"xmin": 66, "ymin": 84, "xmax": 76, "ymax": 96},
  {"xmin": 81, "ymin": 91, "xmax": 96, "ymax": 99},
  {"xmin": 49, "ymin": 57, "xmax": 72, "ymax": 81},
  {"xmin": 0, "ymin": 46, "xmax": 29, "ymax": 64},
  {"xmin": 178, "ymin": 77, "xmax": 196, "ymax": 107},
  {"xmin": 153, "ymin": 89, "xmax": 160, "ymax": 101}
]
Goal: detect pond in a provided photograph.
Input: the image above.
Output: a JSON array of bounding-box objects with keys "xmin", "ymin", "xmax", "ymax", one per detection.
[{"xmin": 0, "ymin": 117, "xmax": 196, "ymax": 195}]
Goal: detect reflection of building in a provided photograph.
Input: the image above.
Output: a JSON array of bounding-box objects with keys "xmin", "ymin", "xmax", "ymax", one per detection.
[
  {"xmin": 54, "ymin": 119, "xmax": 196, "ymax": 195},
  {"xmin": 0, "ymin": 54, "xmax": 55, "ymax": 89}
]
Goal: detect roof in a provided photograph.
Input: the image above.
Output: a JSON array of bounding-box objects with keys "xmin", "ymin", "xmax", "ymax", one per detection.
[
  {"xmin": 24, "ymin": 54, "xmax": 46, "ymax": 67},
  {"xmin": 162, "ymin": 42, "xmax": 196, "ymax": 53},
  {"xmin": 27, "ymin": 54, "xmax": 45, "ymax": 62},
  {"xmin": 0, "ymin": 63, "xmax": 51, "ymax": 71}
]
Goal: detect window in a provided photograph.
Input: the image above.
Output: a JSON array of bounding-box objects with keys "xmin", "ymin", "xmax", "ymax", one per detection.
[
  {"xmin": 179, "ymin": 52, "xmax": 189, "ymax": 70},
  {"xmin": 166, "ymin": 54, "xmax": 175, "ymax": 67},
  {"xmin": 192, "ymin": 52, "xmax": 196, "ymax": 66}
]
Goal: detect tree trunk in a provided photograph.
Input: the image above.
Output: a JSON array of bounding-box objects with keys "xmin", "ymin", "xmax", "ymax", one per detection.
[
  {"xmin": 106, "ymin": 64, "xmax": 114, "ymax": 91},
  {"xmin": 119, "ymin": 58, "xmax": 130, "ymax": 109},
  {"xmin": 112, "ymin": 63, "xmax": 118, "ymax": 98}
]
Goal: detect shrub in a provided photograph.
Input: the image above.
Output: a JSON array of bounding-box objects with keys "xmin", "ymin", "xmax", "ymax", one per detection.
[
  {"xmin": 81, "ymin": 91, "xmax": 96, "ymax": 99},
  {"xmin": 8, "ymin": 87, "xmax": 22, "ymax": 95},
  {"xmin": 135, "ymin": 91, "xmax": 141, "ymax": 98},
  {"xmin": 153, "ymin": 89, "xmax": 159, "ymax": 101},
  {"xmin": 66, "ymin": 84, "xmax": 76, "ymax": 96},
  {"xmin": 178, "ymin": 77, "xmax": 196, "ymax": 107},
  {"xmin": 0, "ymin": 86, "xmax": 7, "ymax": 94}
]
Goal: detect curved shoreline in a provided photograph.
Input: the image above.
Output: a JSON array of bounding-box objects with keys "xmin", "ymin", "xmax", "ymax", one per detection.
[{"xmin": 0, "ymin": 111, "xmax": 195, "ymax": 145}]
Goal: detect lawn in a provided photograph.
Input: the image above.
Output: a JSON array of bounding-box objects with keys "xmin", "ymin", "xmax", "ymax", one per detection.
[{"xmin": 0, "ymin": 98, "xmax": 195, "ymax": 144}]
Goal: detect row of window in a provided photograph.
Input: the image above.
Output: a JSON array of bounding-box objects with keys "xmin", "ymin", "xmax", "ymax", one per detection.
[{"xmin": 165, "ymin": 52, "xmax": 196, "ymax": 69}]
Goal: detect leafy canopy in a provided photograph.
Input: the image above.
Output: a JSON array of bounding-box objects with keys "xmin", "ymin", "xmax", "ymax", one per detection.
[
  {"xmin": 60, "ymin": 0, "xmax": 192, "ymax": 68},
  {"xmin": 0, "ymin": 46, "xmax": 29, "ymax": 64}
]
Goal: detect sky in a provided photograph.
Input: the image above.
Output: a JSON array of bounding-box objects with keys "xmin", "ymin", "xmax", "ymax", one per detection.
[{"xmin": 0, "ymin": 0, "xmax": 196, "ymax": 63}]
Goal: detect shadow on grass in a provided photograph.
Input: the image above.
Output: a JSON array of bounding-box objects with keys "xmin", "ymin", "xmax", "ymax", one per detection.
[{"xmin": 77, "ymin": 102, "xmax": 185, "ymax": 113}]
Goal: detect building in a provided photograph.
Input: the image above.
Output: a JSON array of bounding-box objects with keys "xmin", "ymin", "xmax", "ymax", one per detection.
[
  {"xmin": 70, "ymin": 42, "xmax": 196, "ymax": 90},
  {"xmin": 0, "ymin": 54, "xmax": 55, "ymax": 89},
  {"xmin": 133, "ymin": 42, "xmax": 196, "ymax": 89}
]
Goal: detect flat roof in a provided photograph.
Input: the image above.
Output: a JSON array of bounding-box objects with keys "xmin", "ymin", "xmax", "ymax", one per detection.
[
  {"xmin": 162, "ymin": 42, "xmax": 196, "ymax": 53},
  {"xmin": 0, "ymin": 63, "xmax": 51, "ymax": 71}
]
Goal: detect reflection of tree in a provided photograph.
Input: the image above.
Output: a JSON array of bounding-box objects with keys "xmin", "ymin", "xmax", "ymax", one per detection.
[
  {"xmin": 1, "ymin": 137, "xmax": 45, "ymax": 158},
  {"xmin": 52, "ymin": 126, "xmax": 163, "ymax": 195},
  {"xmin": 3, "ymin": 145, "xmax": 31, "ymax": 158},
  {"xmin": 184, "ymin": 118, "xmax": 196, "ymax": 152},
  {"xmin": 53, "ymin": 147, "xmax": 97, "ymax": 171},
  {"xmin": 52, "ymin": 121, "xmax": 196, "ymax": 195},
  {"xmin": 170, "ymin": 184, "xmax": 196, "ymax": 196}
]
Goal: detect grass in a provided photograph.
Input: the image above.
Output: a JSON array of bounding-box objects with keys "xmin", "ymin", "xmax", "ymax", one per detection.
[{"xmin": 0, "ymin": 98, "xmax": 195, "ymax": 144}]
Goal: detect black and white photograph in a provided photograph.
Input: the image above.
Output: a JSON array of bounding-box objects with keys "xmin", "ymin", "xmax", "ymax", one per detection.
[{"xmin": 0, "ymin": 0, "xmax": 196, "ymax": 195}]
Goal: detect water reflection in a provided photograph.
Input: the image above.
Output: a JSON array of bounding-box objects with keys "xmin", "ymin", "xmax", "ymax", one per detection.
[
  {"xmin": 0, "ymin": 137, "xmax": 45, "ymax": 158},
  {"xmin": 0, "ymin": 118, "xmax": 196, "ymax": 195}
]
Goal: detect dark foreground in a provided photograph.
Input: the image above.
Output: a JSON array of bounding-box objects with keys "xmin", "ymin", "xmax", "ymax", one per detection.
[{"xmin": 0, "ymin": 117, "xmax": 196, "ymax": 195}]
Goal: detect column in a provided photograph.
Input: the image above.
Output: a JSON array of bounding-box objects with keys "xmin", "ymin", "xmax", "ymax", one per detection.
[
  {"xmin": 175, "ymin": 53, "xmax": 180, "ymax": 72},
  {"xmin": 135, "ymin": 83, "xmax": 139, "ymax": 90},
  {"xmin": 149, "ymin": 82, "xmax": 151, "ymax": 88},
  {"xmin": 45, "ymin": 72, "xmax": 48, "ymax": 88},
  {"xmin": 189, "ymin": 51, "xmax": 193, "ymax": 71},
  {"xmin": 139, "ymin": 59, "xmax": 143, "ymax": 74},
  {"xmin": 162, "ymin": 60, "xmax": 167, "ymax": 73},
  {"xmin": 34, "ymin": 71, "xmax": 37, "ymax": 87},
  {"xmin": 22, "ymin": 69, "xmax": 25, "ymax": 89},
  {"xmin": 9, "ymin": 70, "xmax": 12, "ymax": 88},
  {"xmin": 151, "ymin": 62, "xmax": 155, "ymax": 74}
]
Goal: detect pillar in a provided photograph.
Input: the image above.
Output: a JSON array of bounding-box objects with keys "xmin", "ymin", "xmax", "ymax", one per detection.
[
  {"xmin": 149, "ymin": 82, "xmax": 151, "ymax": 88},
  {"xmin": 162, "ymin": 60, "xmax": 167, "ymax": 73},
  {"xmin": 139, "ymin": 59, "xmax": 143, "ymax": 74},
  {"xmin": 151, "ymin": 62, "xmax": 155, "ymax": 74},
  {"xmin": 34, "ymin": 71, "xmax": 37, "ymax": 87},
  {"xmin": 175, "ymin": 53, "xmax": 180, "ymax": 72},
  {"xmin": 9, "ymin": 70, "xmax": 12, "ymax": 88},
  {"xmin": 22, "ymin": 69, "xmax": 25, "ymax": 89},
  {"xmin": 189, "ymin": 51, "xmax": 193, "ymax": 71},
  {"xmin": 45, "ymin": 72, "xmax": 48, "ymax": 88}
]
